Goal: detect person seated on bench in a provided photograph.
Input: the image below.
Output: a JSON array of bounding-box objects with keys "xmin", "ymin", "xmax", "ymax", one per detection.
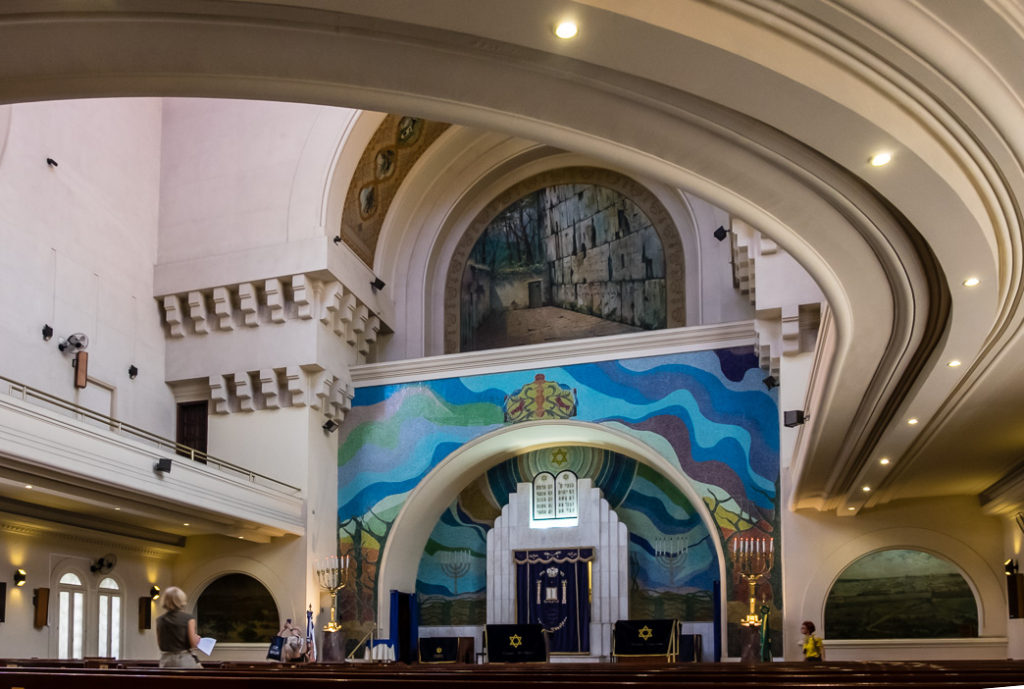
[{"xmin": 157, "ymin": 587, "xmax": 203, "ymax": 668}]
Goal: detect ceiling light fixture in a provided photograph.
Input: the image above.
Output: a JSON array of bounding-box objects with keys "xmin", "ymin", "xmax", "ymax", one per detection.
[
  {"xmin": 947, "ymin": 360, "xmax": 962, "ymax": 368},
  {"xmin": 847, "ymin": 507, "xmax": 856, "ymax": 511},
  {"xmin": 879, "ymin": 458, "xmax": 890, "ymax": 465},
  {"xmin": 862, "ymin": 485, "xmax": 871, "ymax": 492},
  {"xmin": 869, "ymin": 152, "xmax": 892, "ymax": 166},
  {"xmin": 554, "ymin": 20, "xmax": 578, "ymax": 39},
  {"xmin": 963, "ymin": 277, "xmax": 980, "ymax": 287},
  {"xmin": 24, "ymin": 484, "xmax": 32, "ymax": 489},
  {"xmin": 907, "ymin": 417, "xmax": 919, "ymax": 425}
]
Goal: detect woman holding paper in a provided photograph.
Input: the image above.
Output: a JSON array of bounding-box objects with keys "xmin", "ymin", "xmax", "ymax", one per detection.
[{"xmin": 156, "ymin": 586, "xmax": 204, "ymax": 668}]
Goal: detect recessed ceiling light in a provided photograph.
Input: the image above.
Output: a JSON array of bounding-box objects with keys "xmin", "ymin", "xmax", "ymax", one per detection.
[
  {"xmin": 114, "ymin": 507, "xmax": 121, "ymax": 511},
  {"xmin": 907, "ymin": 417, "xmax": 919, "ymax": 425},
  {"xmin": 862, "ymin": 485, "xmax": 871, "ymax": 492},
  {"xmin": 963, "ymin": 277, "xmax": 980, "ymax": 287},
  {"xmin": 879, "ymin": 458, "xmax": 890, "ymax": 465},
  {"xmin": 848, "ymin": 507, "xmax": 856, "ymax": 511},
  {"xmin": 869, "ymin": 152, "xmax": 892, "ymax": 167},
  {"xmin": 947, "ymin": 359, "xmax": 962, "ymax": 367},
  {"xmin": 24, "ymin": 484, "xmax": 32, "ymax": 489},
  {"xmin": 554, "ymin": 20, "xmax": 578, "ymax": 39},
  {"xmin": 238, "ymin": 536, "xmax": 244, "ymax": 540}
]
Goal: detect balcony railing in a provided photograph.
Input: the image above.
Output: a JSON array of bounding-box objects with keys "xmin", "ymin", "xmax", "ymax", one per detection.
[{"xmin": 0, "ymin": 375, "xmax": 300, "ymax": 495}]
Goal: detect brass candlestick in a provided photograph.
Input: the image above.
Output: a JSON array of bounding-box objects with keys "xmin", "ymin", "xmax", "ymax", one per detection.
[
  {"xmin": 730, "ymin": 536, "xmax": 774, "ymax": 627},
  {"xmin": 315, "ymin": 554, "xmax": 350, "ymax": 632}
]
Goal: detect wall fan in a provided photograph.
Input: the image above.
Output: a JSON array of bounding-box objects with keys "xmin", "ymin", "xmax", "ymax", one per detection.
[{"xmin": 90, "ymin": 553, "xmax": 117, "ymax": 575}]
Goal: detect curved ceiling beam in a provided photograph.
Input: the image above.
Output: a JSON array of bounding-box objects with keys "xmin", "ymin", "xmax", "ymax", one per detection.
[{"xmin": 0, "ymin": 1, "xmax": 1009, "ymax": 510}]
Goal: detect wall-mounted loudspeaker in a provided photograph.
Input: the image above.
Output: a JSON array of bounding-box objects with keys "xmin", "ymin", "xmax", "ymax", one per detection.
[
  {"xmin": 33, "ymin": 587, "xmax": 49, "ymax": 629},
  {"xmin": 1008, "ymin": 572, "xmax": 1024, "ymax": 618},
  {"xmin": 74, "ymin": 351, "xmax": 89, "ymax": 388},
  {"xmin": 139, "ymin": 596, "xmax": 152, "ymax": 631}
]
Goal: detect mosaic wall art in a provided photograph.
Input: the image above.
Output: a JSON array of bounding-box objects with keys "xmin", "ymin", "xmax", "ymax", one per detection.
[{"xmin": 337, "ymin": 347, "xmax": 779, "ymax": 654}]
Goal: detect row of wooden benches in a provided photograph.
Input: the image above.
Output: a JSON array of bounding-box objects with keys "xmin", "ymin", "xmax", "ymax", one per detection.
[{"xmin": 1, "ymin": 659, "xmax": 1024, "ymax": 688}]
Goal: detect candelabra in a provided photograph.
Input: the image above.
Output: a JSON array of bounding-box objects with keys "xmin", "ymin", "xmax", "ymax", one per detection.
[
  {"xmin": 315, "ymin": 554, "xmax": 350, "ymax": 632},
  {"xmin": 653, "ymin": 535, "xmax": 689, "ymax": 586},
  {"xmin": 439, "ymin": 548, "xmax": 471, "ymax": 596},
  {"xmin": 730, "ymin": 535, "xmax": 774, "ymax": 627}
]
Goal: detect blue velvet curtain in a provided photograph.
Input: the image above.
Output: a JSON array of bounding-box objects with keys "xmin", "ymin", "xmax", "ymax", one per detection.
[{"xmin": 514, "ymin": 548, "xmax": 593, "ymax": 653}]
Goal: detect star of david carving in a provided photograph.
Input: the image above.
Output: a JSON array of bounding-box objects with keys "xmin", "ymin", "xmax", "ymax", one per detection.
[
  {"xmin": 551, "ymin": 448, "xmax": 568, "ymax": 466},
  {"xmin": 638, "ymin": 625, "xmax": 653, "ymax": 641},
  {"xmin": 509, "ymin": 634, "xmax": 523, "ymax": 648}
]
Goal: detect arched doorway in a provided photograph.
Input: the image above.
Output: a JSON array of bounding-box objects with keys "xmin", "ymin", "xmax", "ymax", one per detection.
[{"xmin": 377, "ymin": 420, "xmax": 727, "ymax": 648}]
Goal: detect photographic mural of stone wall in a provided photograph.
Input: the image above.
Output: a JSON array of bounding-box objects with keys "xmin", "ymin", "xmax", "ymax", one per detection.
[
  {"xmin": 825, "ymin": 549, "xmax": 978, "ymax": 639},
  {"xmin": 460, "ymin": 183, "xmax": 667, "ymax": 352},
  {"xmin": 335, "ymin": 347, "xmax": 779, "ymax": 656}
]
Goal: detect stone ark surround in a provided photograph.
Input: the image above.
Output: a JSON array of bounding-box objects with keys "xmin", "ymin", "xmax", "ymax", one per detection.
[{"xmin": 486, "ymin": 478, "xmax": 628, "ymax": 660}]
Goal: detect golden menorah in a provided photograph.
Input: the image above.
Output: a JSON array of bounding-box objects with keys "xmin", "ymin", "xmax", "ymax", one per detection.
[
  {"xmin": 730, "ymin": 535, "xmax": 774, "ymax": 627},
  {"xmin": 315, "ymin": 554, "xmax": 350, "ymax": 632}
]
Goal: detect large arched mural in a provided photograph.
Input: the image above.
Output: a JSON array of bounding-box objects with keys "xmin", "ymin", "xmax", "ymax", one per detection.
[
  {"xmin": 336, "ymin": 345, "xmax": 779, "ymax": 656},
  {"xmin": 415, "ymin": 447, "xmax": 718, "ymax": 627},
  {"xmin": 460, "ymin": 183, "xmax": 667, "ymax": 351},
  {"xmin": 825, "ymin": 549, "xmax": 978, "ymax": 639}
]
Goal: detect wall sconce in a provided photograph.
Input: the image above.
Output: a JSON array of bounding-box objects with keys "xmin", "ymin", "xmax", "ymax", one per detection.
[
  {"xmin": 46, "ymin": 157, "xmax": 58, "ymax": 168},
  {"xmin": 783, "ymin": 410, "xmax": 808, "ymax": 428},
  {"xmin": 14, "ymin": 569, "xmax": 26, "ymax": 587},
  {"xmin": 42, "ymin": 324, "xmax": 53, "ymax": 341},
  {"xmin": 370, "ymin": 277, "xmax": 386, "ymax": 291},
  {"xmin": 322, "ymin": 419, "xmax": 340, "ymax": 434},
  {"xmin": 713, "ymin": 225, "xmax": 730, "ymax": 242},
  {"xmin": 332, "ymin": 235, "xmax": 342, "ymax": 245},
  {"xmin": 150, "ymin": 585, "xmax": 161, "ymax": 600},
  {"xmin": 128, "ymin": 365, "xmax": 139, "ymax": 380},
  {"xmin": 762, "ymin": 375, "xmax": 778, "ymax": 390},
  {"xmin": 154, "ymin": 458, "xmax": 172, "ymax": 474},
  {"xmin": 1006, "ymin": 559, "xmax": 1019, "ymax": 575}
]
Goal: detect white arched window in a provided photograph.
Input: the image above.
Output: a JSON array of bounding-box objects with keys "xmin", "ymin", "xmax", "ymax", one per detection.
[
  {"xmin": 57, "ymin": 572, "xmax": 85, "ymax": 659},
  {"xmin": 97, "ymin": 577, "xmax": 122, "ymax": 658}
]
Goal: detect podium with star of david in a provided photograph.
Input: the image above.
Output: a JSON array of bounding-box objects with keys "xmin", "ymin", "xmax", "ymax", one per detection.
[
  {"xmin": 612, "ymin": 619, "xmax": 680, "ymax": 662},
  {"xmin": 484, "ymin": 624, "xmax": 548, "ymax": 663}
]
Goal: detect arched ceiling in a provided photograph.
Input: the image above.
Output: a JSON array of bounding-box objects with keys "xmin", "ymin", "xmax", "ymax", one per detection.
[{"xmin": 1, "ymin": 1, "xmax": 1022, "ymax": 514}]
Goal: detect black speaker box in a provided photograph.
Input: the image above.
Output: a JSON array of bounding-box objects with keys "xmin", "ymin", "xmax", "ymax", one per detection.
[
  {"xmin": 1008, "ymin": 572, "xmax": 1024, "ymax": 618},
  {"xmin": 139, "ymin": 596, "xmax": 153, "ymax": 630}
]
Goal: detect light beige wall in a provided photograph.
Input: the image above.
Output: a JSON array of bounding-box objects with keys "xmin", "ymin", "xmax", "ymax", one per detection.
[
  {"xmin": 0, "ymin": 525, "xmax": 176, "ymax": 660},
  {"xmin": 781, "ymin": 488, "xmax": 1007, "ymax": 660},
  {"xmin": 0, "ymin": 98, "xmax": 173, "ymax": 436}
]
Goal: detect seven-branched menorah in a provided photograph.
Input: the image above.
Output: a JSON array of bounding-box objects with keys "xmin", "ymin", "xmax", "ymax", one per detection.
[
  {"xmin": 730, "ymin": 535, "xmax": 774, "ymax": 626},
  {"xmin": 439, "ymin": 548, "xmax": 471, "ymax": 595},
  {"xmin": 315, "ymin": 554, "xmax": 350, "ymax": 631},
  {"xmin": 653, "ymin": 535, "xmax": 689, "ymax": 586}
]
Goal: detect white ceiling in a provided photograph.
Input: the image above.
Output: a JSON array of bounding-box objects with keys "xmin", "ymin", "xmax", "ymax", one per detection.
[{"xmin": 0, "ymin": 1, "xmax": 1022, "ymax": 523}]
